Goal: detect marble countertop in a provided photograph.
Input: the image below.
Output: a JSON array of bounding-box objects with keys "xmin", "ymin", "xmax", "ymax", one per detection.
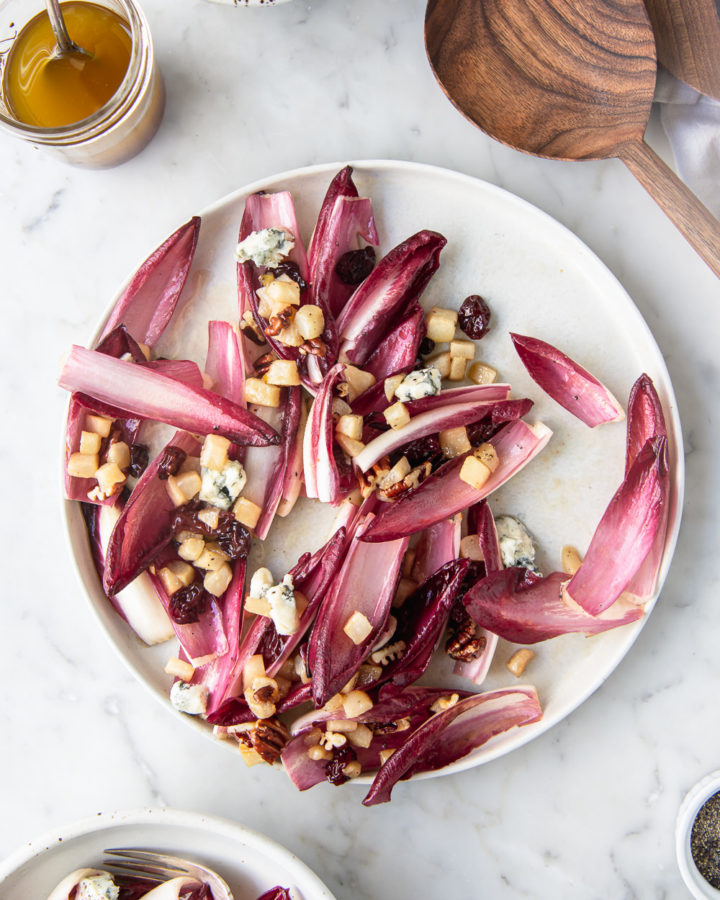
[{"xmin": 2, "ymin": 0, "xmax": 719, "ymax": 896}]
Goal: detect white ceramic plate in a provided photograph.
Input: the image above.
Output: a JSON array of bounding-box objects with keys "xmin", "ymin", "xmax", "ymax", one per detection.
[
  {"xmin": 0, "ymin": 808, "xmax": 335, "ymax": 899},
  {"xmin": 63, "ymin": 160, "xmax": 683, "ymax": 785}
]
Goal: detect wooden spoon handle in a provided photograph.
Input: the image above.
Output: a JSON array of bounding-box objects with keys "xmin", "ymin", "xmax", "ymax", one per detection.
[{"xmin": 618, "ymin": 139, "xmax": 720, "ymax": 279}]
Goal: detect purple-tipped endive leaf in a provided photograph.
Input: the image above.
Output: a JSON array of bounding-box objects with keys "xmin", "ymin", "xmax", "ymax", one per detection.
[
  {"xmin": 303, "ymin": 362, "xmax": 346, "ymax": 502},
  {"xmin": 454, "ymin": 500, "xmax": 500, "ymax": 684},
  {"xmin": 361, "ymin": 420, "xmax": 552, "ymax": 542},
  {"xmin": 410, "ymin": 517, "xmax": 461, "ymax": 585},
  {"xmin": 565, "ymin": 437, "xmax": 667, "ymax": 614},
  {"xmin": 463, "ymin": 567, "xmax": 645, "ymax": 643},
  {"xmin": 351, "ymin": 380, "xmax": 511, "ymax": 419},
  {"xmin": 256, "ymin": 889, "xmax": 293, "ymax": 900},
  {"xmin": 46, "ymin": 869, "xmax": 122, "ymax": 900},
  {"xmin": 510, "ymin": 333, "xmax": 625, "ymax": 427},
  {"xmin": 103, "ymin": 432, "xmax": 200, "ymax": 596},
  {"xmin": 99, "ymin": 216, "xmax": 200, "ymax": 348},
  {"xmin": 364, "ymin": 305, "xmax": 426, "ymax": 381},
  {"xmin": 354, "ymin": 398, "xmax": 532, "ymax": 473},
  {"xmin": 308, "ymin": 516, "xmax": 408, "ymax": 705},
  {"xmin": 363, "ymin": 686, "xmax": 542, "ymax": 805},
  {"xmin": 59, "ymin": 346, "xmax": 278, "ymax": 447},
  {"xmin": 205, "ymin": 320, "xmax": 246, "ymax": 406},
  {"xmin": 277, "ymin": 398, "xmax": 306, "ymax": 518},
  {"xmin": 138, "ymin": 877, "xmax": 207, "ymax": 899},
  {"xmin": 86, "ymin": 503, "xmax": 175, "ymax": 646},
  {"xmin": 337, "ymin": 230, "xmax": 446, "ymax": 366}
]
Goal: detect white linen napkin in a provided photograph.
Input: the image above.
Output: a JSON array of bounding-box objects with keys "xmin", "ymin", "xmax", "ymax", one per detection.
[{"xmin": 655, "ymin": 67, "xmax": 720, "ymax": 218}]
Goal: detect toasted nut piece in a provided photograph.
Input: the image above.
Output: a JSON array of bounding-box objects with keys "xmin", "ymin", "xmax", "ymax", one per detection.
[
  {"xmin": 342, "ymin": 689, "xmax": 373, "ymax": 718},
  {"xmin": 450, "ymin": 339, "xmax": 475, "ymax": 360},
  {"xmin": 245, "ymin": 377, "xmax": 281, "ymax": 407},
  {"xmin": 307, "ymin": 744, "xmax": 333, "ymax": 761},
  {"xmin": 371, "ymin": 639, "xmax": 406, "ymax": 666},
  {"xmin": 393, "ymin": 577, "xmax": 417, "ymax": 608},
  {"xmin": 204, "ymin": 562, "xmax": 233, "ymax": 597},
  {"xmin": 106, "ymin": 441, "xmax": 130, "ymax": 469},
  {"xmin": 85, "ymin": 414, "xmax": 113, "ymax": 437},
  {"xmin": 250, "ymin": 675, "xmax": 280, "ymax": 704},
  {"xmin": 265, "ymin": 359, "xmax": 301, "ymax": 386},
  {"xmin": 468, "ymin": 361, "xmax": 498, "ymax": 385},
  {"xmin": 427, "ymin": 350, "xmax": 452, "ymax": 379},
  {"xmin": 562, "ymin": 545, "xmax": 583, "ymax": 576},
  {"xmin": 244, "ymin": 687, "xmax": 276, "ymax": 719},
  {"xmin": 200, "ymin": 434, "xmax": 231, "ymax": 471},
  {"xmin": 177, "ymin": 537, "xmax": 205, "ymax": 562},
  {"xmin": 164, "ymin": 657, "xmax": 195, "ymax": 681},
  {"xmin": 426, "ymin": 306, "xmax": 458, "ymax": 342},
  {"xmin": 379, "ymin": 748, "xmax": 396, "ymax": 765},
  {"xmin": 336, "ymin": 432, "xmax": 366, "ymax": 459},
  {"xmin": 95, "ymin": 462, "xmax": 126, "ymax": 496},
  {"xmin": 439, "ymin": 426, "xmax": 471, "ymax": 458},
  {"xmin": 343, "ymin": 365, "xmax": 376, "ymax": 402},
  {"xmin": 507, "ymin": 648, "xmax": 535, "ymax": 677},
  {"xmin": 166, "ymin": 470, "xmax": 202, "ymax": 507},
  {"xmin": 295, "ymin": 304, "xmax": 325, "ymax": 340},
  {"xmin": 378, "ymin": 456, "xmax": 411, "ymax": 489},
  {"xmin": 79, "ymin": 430, "xmax": 102, "ymax": 455},
  {"xmin": 67, "ymin": 452, "xmax": 99, "ymax": 479},
  {"xmin": 448, "ymin": 355, "xmax": 467, "ymax": 381},
  {"xmin": 347, "ymin": 723, "xmax": 374, "ymax": 749},
  {"xmin": 343, "ymin": 610, "xmax": 373, "ymax": 645},
  {"xmin": 458, "ymin": 455, "xmax": 492, "ymax": 491},
  {"xmin": 237, "ymin": 743, "xmax": 266, "ymax": 767},
  {"xmin": 320, "ymin": 730, "xmax": 347, "ymax": 749},
  {"xmin": 233, "ymin": 496, "xmax": 262, "ymax": 530},
  {"xmin": 459, "ymin": 534, "xmax": 484, "ymax": 561},
  {"xmin": 336, "ymin": 413, "xmax": 364, "ymax": 441},
  {"xmin": 194, "ymin": 543, "xmax": 229, "ymax": 572},
  {"xmin": 473, "ymin": 442, "xmax": 499, "ymax": 472},
  {"xmin": 342, "ymin": 760, "xmax": 363, "ymax": 779},
  {"xmin": 384, "ymin": 400, "xmax": 411, "ymax": 430},
  {"xmin": 166, "ymin": 560, "xmax": 195, "ymax": 587},
  {"xmin": 384, "ymin": 373, "xmax": 405, "ymax": 403},
  {"xmin": 243, "ymin": 654, "xmax": 267, "ymax": 689},
  {"xmin": 158, "ymin": 566, "xmax": 183, "ymax": 596},
  {"xmin": 430, "ymin": 693, "xmax": 460, "ymax": 713}
]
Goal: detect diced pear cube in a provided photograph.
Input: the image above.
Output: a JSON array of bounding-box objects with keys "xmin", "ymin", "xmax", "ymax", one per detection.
[
  {"xmin": 427, "ymin": 351, "xmax": 452, "ymax": 379},
  {"xmin": 177, "ymin": 537, "xmax": 205, "ymax": 562},
  {"xmin": 85, "ymin": 414, "xmax": 114, "ymax": 437},
  {"xmin": 439, "ymin": 426, "xmax": 471, "ymax": 458},
  {"xmin": 561, "ymin": 545, "xmax": 583, "ymax": 576},
  {"xmin": 265, "ymin": 359, "xmax": 301, "ymax": 386},
  {"xmin": 195, "ymin": 542, "xmax": 229, "ymax": 572},
  {"xmin": 335, "ymin": 414, "xmax": 364, "ymax": 441},
  {"xmin": 473, "ymin": 441, "xmax": 499, "ymax": 472},
  {"xmin": 459, "ymin": 534, "xmax": 484, "ymax": 561},
  {"xmin": 458, "ymin": 455, "xmax": 492, "ymax": 491},
  {"xmin": 335, "ymin": 432, "xmax": 365, "ymax": 459},
  {"xmin": 67, "ymin": 452, "xmax": 99, "ymax": 479},
  {"xmin": 343, "ymin": 611, "xmax": 373, "ymax": 645},
  {"xmin": 265, "ymin": 275, "xmax": 301, "ymax": 307},
  {"xmin": 295, "ymin": 304, "xmax": 325, "ymax": 340},
  {"xmin": 164, "ymin": 657, "xmax": 195, "ymax": 681},
  {"xmin": 106, "ymin": 441, "xmax": 130, "ymax": 469},
  {"xmin": 448, "ymin": 356, "xmax": 467, "ymax": 381},
  {"xmin": 200, "ymin": 434, "xmax": 231, "ymax": 471},
  {"xmin": 384, "ymin": 373, "xmax": 405, "ymax": 403},
  {"xmin": 244, "ymin": 594, "xmax": 272, "ymax": 617},
  {"xmin": 158, "ymin": 566, "xmax": 183, "ymax": 596},
  {"xmin": 343, "ymin": 366, "xmax": 376, "ymax": 402},
  {"xmin": 426, "ymin": 306, "xmax": 458, "ymax": 342},
  {"xmin": 204, "ymin": 562, "xmax": 233, "ymax": 597},
  {"xmin": 450, "ymin": 339, "xmax": 475, "ymax": 359},
  {"xmin": 243, "ymin": 654, "xmax": 267, "ymax": 689},
  {"xmin": 233, "ymin": 496, "xmax": 262, "ymax": 529},
  {"xmin": 384, "ymin": 401, "xmax": 410, "ymax": 430},
  {"xmin": 166, "ymin": 560, "xmax": 196, "ymax": 586},
  {"xmin": 79, "ymin": 430, "xmax": 102, "ymax": 455},
  {"xmin": 95, "ymin": 462, "xmax": 126, "ymax": 495},
  {"xmin": 342, "ymin": 690, "xmax": 374, "ymax": 718},
  {"xmin": 468, "ymin": 361, "xmax": 498, "ymax": 385},
  {"xmin": 245, "ymin": 377, "xmax": 281, "ymax": 407},
  {"xmin": 277, "ymin": 318, "xmax": 305, "ymax": 348},
  {"xmin": 166, "ymin": 470, "xmax": 202, "ymax": 507}
]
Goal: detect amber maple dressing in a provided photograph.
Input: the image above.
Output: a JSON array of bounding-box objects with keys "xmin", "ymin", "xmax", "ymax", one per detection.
[{"xmin": 3, "ymin": 2, "xmax": 132, "ymax": 128}]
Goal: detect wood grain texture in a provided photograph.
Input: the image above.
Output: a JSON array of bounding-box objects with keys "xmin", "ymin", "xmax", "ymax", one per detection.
[
  {"xmin": 643, "ymin": 0, "xmax": 720, "ymax": 98},
  {"xmin": 425, "ymin": 0, "xmax": 720, "ymax": 278}
]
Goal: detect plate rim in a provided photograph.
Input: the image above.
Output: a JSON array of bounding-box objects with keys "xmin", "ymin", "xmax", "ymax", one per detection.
[{"xmin": 60, "ymin": 158, "xmax": 685, "ymax": 785}]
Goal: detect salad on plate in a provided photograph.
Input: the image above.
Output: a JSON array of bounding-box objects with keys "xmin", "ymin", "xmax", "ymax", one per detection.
[{"xmin": 59, "ymin": 165, "xmax": 671, "ymax": 805}]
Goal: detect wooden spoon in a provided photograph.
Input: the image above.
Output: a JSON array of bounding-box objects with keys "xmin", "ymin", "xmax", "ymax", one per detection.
[
  {"xmin": 643, "ymin": 0, "xmax": 720, "ymax": 99},
  {"xmin": 425, "ymin": 0, "xmax": 720, "ymax": 278}
]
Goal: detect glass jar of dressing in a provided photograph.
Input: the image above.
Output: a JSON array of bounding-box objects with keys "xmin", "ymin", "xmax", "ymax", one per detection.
[{"xmin": 0, "ymin": 0, "xmax": 164, "ymax": 167}]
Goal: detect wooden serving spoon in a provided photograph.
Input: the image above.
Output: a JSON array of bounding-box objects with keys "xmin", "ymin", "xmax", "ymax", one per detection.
[
  {"xmin": 425, "ymin": 0, "xmax": 720, "ymax": 278},
  {"xmin": 643, "ymin": 0, "xmax": 720, "ymax": 99}
]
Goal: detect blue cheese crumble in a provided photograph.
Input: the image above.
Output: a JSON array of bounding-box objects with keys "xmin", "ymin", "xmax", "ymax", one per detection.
[
  {"xmin": 249, "ymin": 568, "xmax": 299, "ymax": 635},
  {"xmin": 170, "ymin": 680, "xmax": 209, "ymax": 715},
  {"xmin": 235, "ymin": 227, "xmax": 295, "ymax": 268},
  {"xmin": 394, "ymin": 366, "xmax": 442, "ymax": 402},
  {"xmin": 77, "ymin": 874, "xmax": 120, "ymax": 900},
  {"xmin": 495, "ymin": 515, "xmax": 540, "ymax": 573},
  {"xmin": 199, "ymin": 459, "xmax": 247, "ymax": 510}
]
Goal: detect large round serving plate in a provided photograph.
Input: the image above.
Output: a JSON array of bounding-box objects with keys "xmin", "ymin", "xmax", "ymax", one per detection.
[
  {"xmin": 0, "ymin": 807, "xmax": 335, "ymax": 898},
  {"xmin": 63, "ymin": 160, "xmax": 683, "ymax": 784}
]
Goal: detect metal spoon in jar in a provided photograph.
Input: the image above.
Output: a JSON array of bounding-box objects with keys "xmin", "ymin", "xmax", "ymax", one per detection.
[{"xmin": 45, "ymin": 0, "xmax": 92, "ymax": 59}]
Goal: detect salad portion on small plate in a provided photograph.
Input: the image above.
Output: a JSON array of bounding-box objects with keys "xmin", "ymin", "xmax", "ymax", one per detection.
[{"xmin": 60, "ymin": 161, "xmax": 682, "ymax": 805}]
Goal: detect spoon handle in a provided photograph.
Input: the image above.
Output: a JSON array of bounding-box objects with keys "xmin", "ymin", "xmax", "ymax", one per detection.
[
  {"xmin": 618, "ymin": 139, "xmax": 720, "ymax": 279},
  {"xmin": 46, "ymin": 0, "xmax": 74, "ymax": 54}
]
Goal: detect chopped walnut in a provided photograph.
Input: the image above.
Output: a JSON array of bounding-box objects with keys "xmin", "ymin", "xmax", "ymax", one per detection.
[
  {"xmin": 320, "ymin": 730, "xmax": 347, "ymax": 750},
  {"xmin": 238, "ymin": 717, "xmax": 289, "ymax": 765},
  {"xmin": 264, "ymin": 306, "xmax": 294, "ymax": 336},
  {"xmin": 445, "ymin": 615, "xmax": 486, "ymax": 662},
  {"xmin": 430, "ymin": 693, "xmax": 460, "ymax": 714},
  {"xmin": 370, "ymin": 639, "xmax": 407, "ymax": 666}
]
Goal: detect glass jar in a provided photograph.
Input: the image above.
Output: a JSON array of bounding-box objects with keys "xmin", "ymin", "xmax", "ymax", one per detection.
[{"xmin": 0, "ymin": 0, "xmax": 164, "ymax": 167}]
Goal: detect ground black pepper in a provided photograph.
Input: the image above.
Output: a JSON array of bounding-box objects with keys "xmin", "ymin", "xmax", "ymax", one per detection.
[{"xmin": 691, "ymin": 790, "xmax": 720, "ymax": 889}]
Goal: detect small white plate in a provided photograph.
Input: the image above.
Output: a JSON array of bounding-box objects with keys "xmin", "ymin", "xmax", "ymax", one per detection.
[
  {"xmin": 676, "ymin": 771, "xmax": 720, "ymax": 899},
  {"xmin": 0, "ymin": 808, "xmax": 335, "ymax": 899},
  {"xmin": 63, "ymin": 160, "xmax": 684, "ymax": 785}
]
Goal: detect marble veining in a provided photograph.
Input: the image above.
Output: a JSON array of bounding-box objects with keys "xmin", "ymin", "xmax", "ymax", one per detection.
[{"xmin": 1, "ymin": 0, "xmax": 719, "ymax": 897}]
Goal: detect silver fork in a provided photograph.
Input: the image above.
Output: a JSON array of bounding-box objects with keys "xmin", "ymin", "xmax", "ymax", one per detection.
[{"xmin": 103, "ymin": 848, "xmax": 234, "ymax": 899}]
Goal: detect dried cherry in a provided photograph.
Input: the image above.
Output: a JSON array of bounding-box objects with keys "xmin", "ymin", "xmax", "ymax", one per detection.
[
  {"xmin": 335, "ymin": 246, "xmax": 376, "ymax": 285},
  {"xmin": 216, "ymin": 518, "xmax": 252, "ymax": 560},
  {"xmin": 273, "ymin": 260, "xmax": 307, "ymax": 291},
  {"xmin": 326, "ymin": 745, "xmax": 358, "ymax": 786},
  {"xmin": 458, "ymin": 294, "xmax": 491, "ymax": 340},
  {"xmin": 168, "ymin": 582, "xmax": 207, "ymax": 624},
  {"xmin": 156, "ymin": 446, "xmax": 187, "ymax": 480},
  {"xmin": 418, "ymin": 337, "xmax": 435, "ymax": 357},
  {"xmin": 128, "ymin": 443, "xmax": 149, "ymax": 478}
]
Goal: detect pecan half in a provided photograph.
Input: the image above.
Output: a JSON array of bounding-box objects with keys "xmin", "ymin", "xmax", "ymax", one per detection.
[
  {"xmin": 264, "ymin": 306, "xmax": 294, "ymax": 337},
  {"xmin": 298, "ymin": 337, "xmax": 327, "ymax": 358},
  {"xmin": 254, "ymin": 352, "xmax": 275, "ymax": 377},
  {"xmin": 445, "ymin": 615, "xmax": 486, "ymax": 662},
  {"xmin": 252, "ymin": 717, "xmax": 290, "ymax": 764}
]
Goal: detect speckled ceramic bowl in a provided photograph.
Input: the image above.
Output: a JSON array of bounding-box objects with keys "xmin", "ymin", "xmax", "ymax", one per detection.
[{"xmin": 676, "ymin": 771, "xmax": 720, "ymax": 899}]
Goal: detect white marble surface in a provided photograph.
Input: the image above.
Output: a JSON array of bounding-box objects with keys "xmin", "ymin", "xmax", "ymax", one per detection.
[{"xmin": 1, "ymin": 0, "xmax": 719, "ymax": 897}]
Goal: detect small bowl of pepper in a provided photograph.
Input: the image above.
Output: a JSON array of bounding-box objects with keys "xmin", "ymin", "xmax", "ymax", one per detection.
[{"xmin": 677, "ymin": 770, "xmax": 720, "ymax": 898}]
